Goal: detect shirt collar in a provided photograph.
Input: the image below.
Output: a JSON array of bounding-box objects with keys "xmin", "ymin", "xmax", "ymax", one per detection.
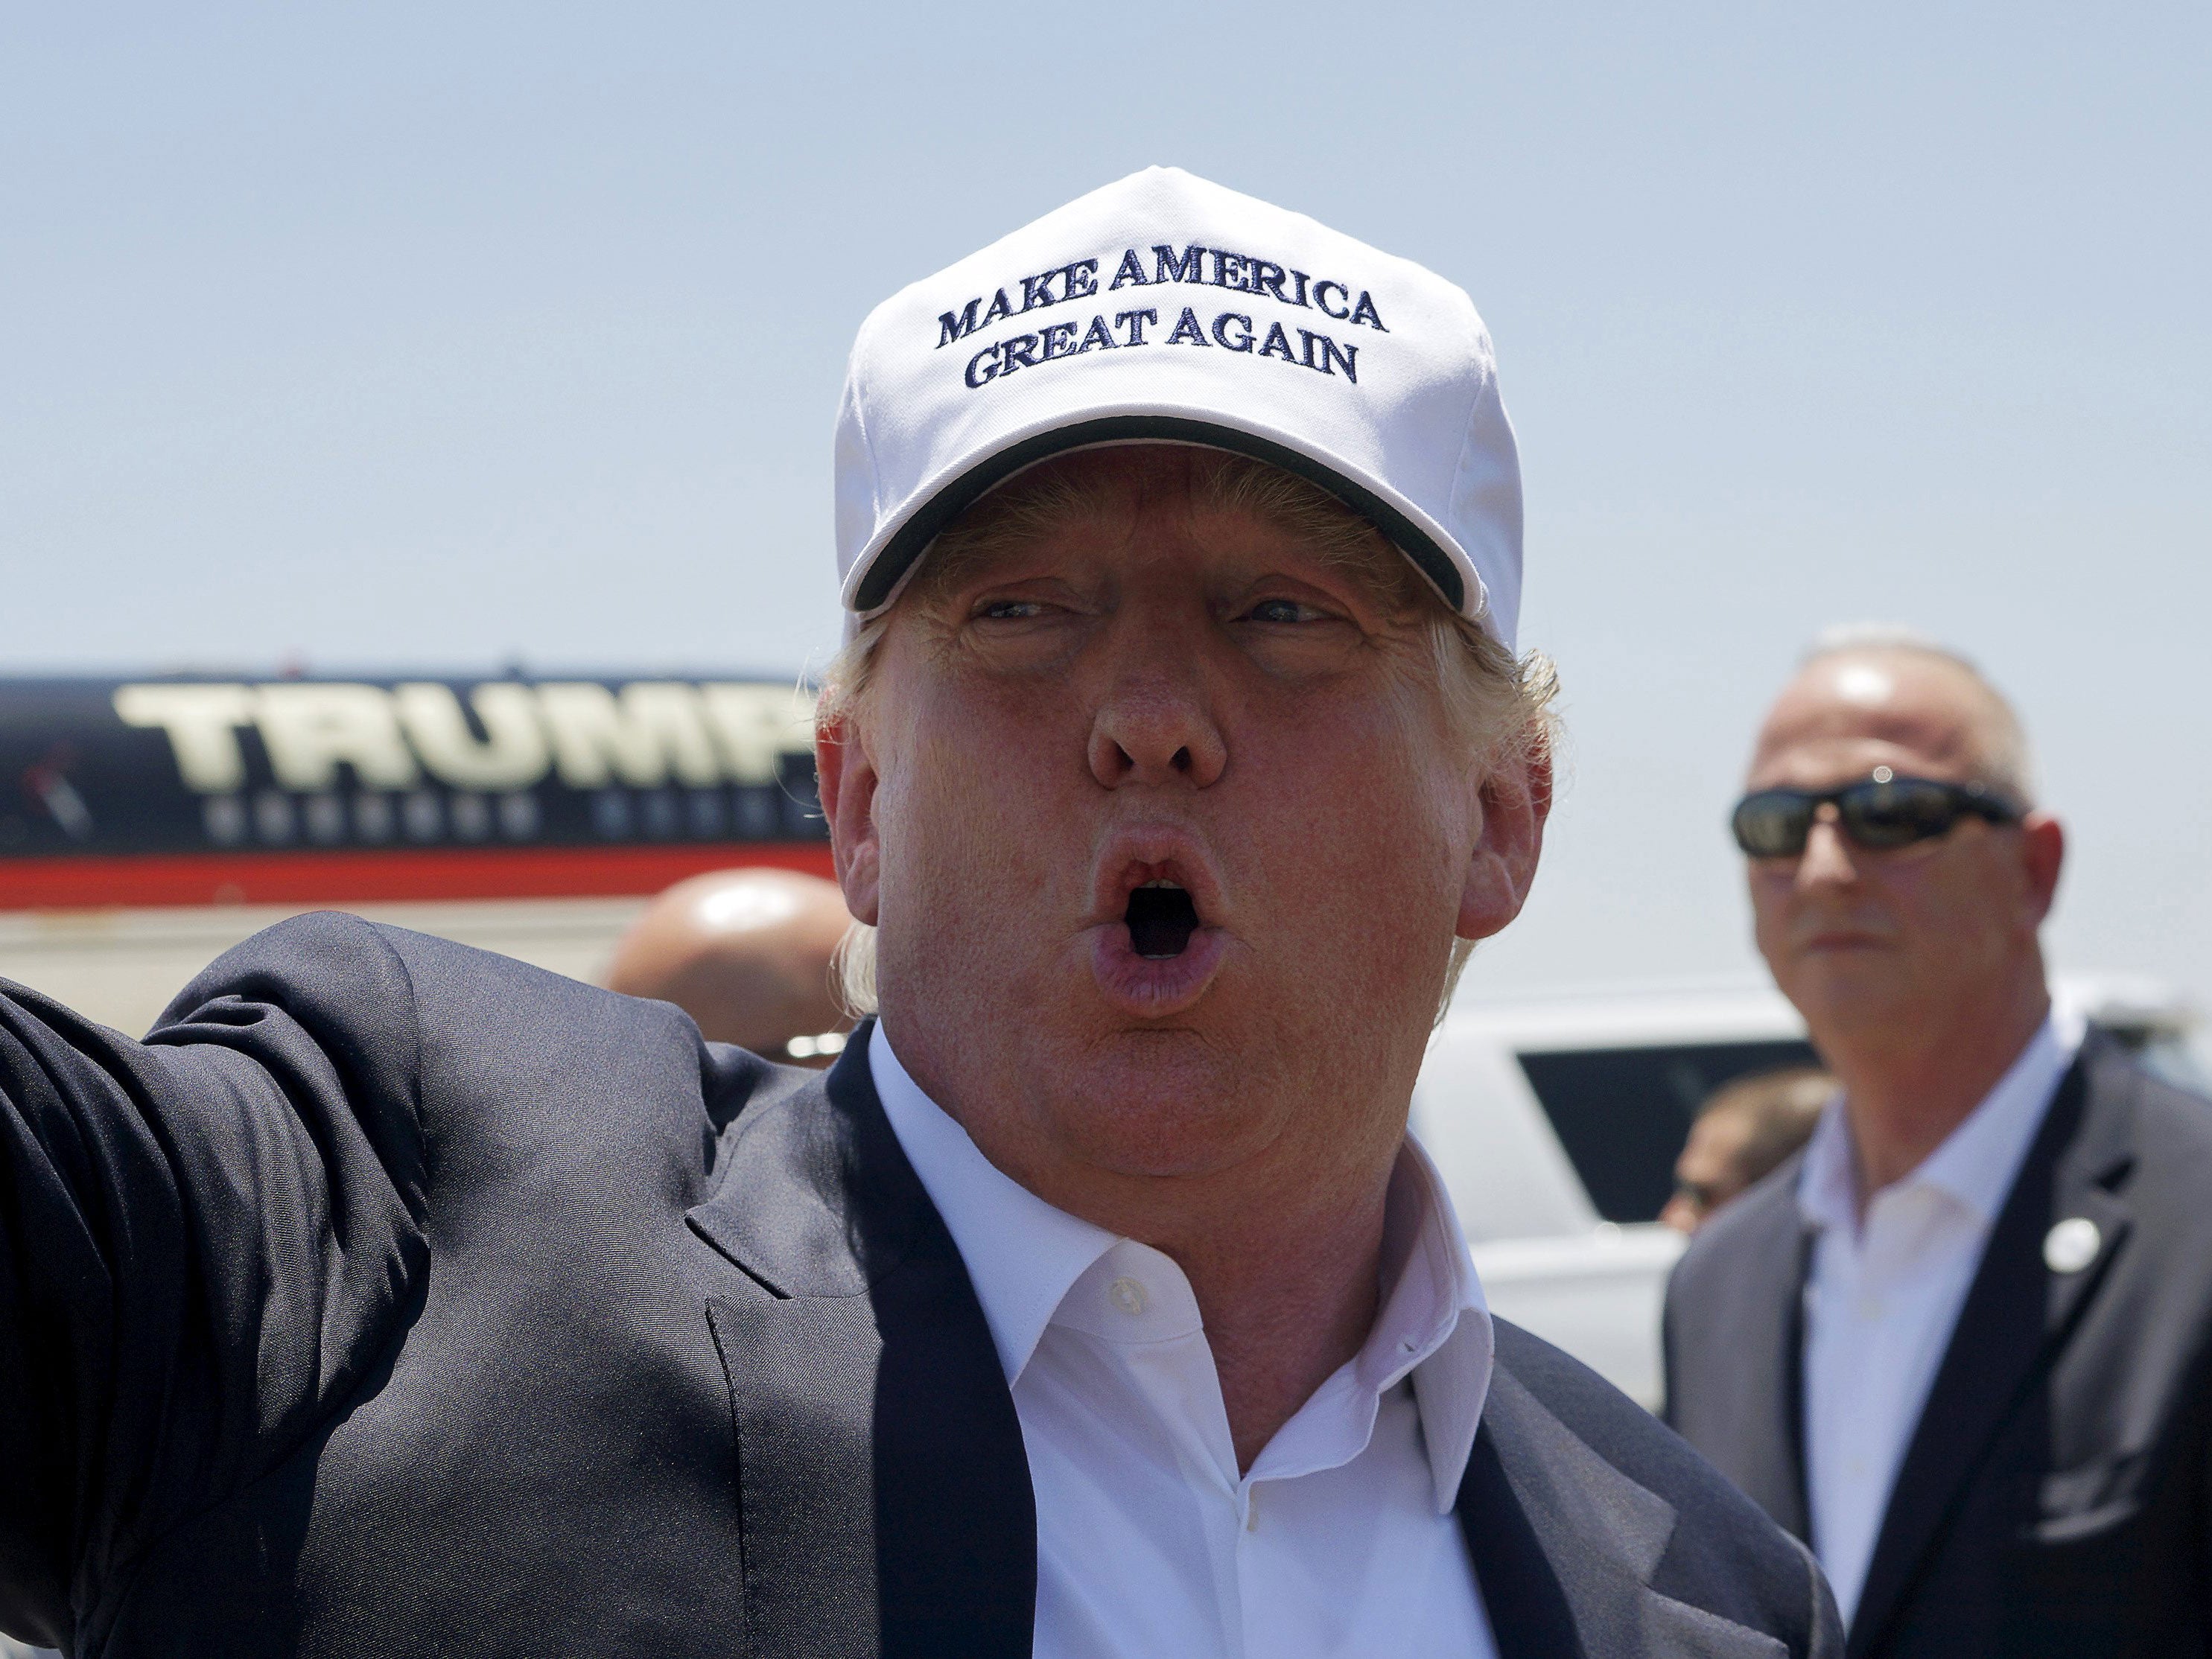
[
  {"xmin": 1799, "ymin": 1006, "xmax": 2085, "ymax": 1235},
  {"xmin": 869, "ymin": 1022, "xmax": 1116, "ymax": 1384},
  {"xmin": 869, "ymin": 1021, "xmax": 1493, "ymax": 1512},
  {"xmin": 1373, "ymin": 1134, "xmax": 1495, "ymax": 1511}
]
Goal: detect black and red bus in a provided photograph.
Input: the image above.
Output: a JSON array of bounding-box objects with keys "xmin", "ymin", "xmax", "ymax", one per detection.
[{"xmin": 0, "ymin": 671, "xmax": 832, "ymax": 911}]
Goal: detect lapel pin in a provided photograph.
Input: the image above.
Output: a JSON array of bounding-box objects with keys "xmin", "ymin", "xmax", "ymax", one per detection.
[{"xmin": 2043, "ymin": 1216, "xmax": 2101, "ymax": 1274}]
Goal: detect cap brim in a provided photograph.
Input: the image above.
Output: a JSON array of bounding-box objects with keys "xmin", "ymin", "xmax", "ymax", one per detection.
[{"xmin": 848, "ymin": 413, "xmax": 1470, "ymax": 619}]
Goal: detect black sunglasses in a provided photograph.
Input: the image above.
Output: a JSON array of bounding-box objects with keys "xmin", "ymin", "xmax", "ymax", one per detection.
[{"xmin": 1731, "ymin": 768, "xmax": 2023, "ymax": 859}]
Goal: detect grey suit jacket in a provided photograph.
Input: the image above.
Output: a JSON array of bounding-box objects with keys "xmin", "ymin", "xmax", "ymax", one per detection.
[
  {"xmin": 2, "ymin": 913, "xmax": 1839, "ymax": 1656},
  {"xmin": 1665, "ymin": 1031, "xmax": 2212, "ymax": 1658}
]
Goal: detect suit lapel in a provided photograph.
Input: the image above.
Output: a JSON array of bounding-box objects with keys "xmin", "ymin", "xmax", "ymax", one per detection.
[
  {"xmin": 1457, "ymin": 1423, "xmax": 1586, "ymax": 1658},
  {"xmin": 1845, "ymin": 1045, "xmax": 2135, "ymax": 1658},
  {"xmin": 1665, "ymin": 1168, "xmax": 1816, "ymax": 1541},
  {"xmin": 1466, "ymin": 1367, "xmax": 1787, "ymax": 1659},
  {"xmin": 691, "ymin": 1027, "xmax": 1036, "ymax": 1659},
  {"xmin": 1766, "ymin": 1223, "xmax": 1815, "ymax": 1541},
  {"xmin": 1716, "ymin": 1185, "xmax": 1817, "ymax": 1541}
]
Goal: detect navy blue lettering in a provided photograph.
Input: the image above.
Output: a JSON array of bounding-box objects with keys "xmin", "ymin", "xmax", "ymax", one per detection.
[
  {"xmin": 1039, "ymin": 320, "xmax": 1080, "ymax": 360},
  {"xmin": 981, "ymin": 288, "xmax": 1015, "ymax": 328},
  {"xmin": 1288, "ymin": 269, "xmax": 1312, "ymax": 308},
  {"xmin": 1078, "ymin": 315, "xmax": 1118, "ymax": 352},
  {"xmin": 965, "ymin": 343, "xmax": 1002, "ymax": 387},
  {"xmin": 1212, "ymin": 250, "xmax": 1251, "ymax": 291},
  {"xmin": 1258, "ymin": 321, "xmax": 1297, "ymax": 363},
  {"xmin": 1154, "ymin": 243, "xmax": 1207, "ymax": 284},
  {"xmin": 1348, "ymin": 290, "xmax": 1387, "ymax": 331},
  {"xmin": 1020, "ymin": 272, "xmax": 1058, "ymax": 312},
  {"xmin": 1000, "ymin": 332, "xmax": 1041, "ymax": 372},
  {"xmin": 1250, "ymin": 261, "xmax": 1290, "ymax": 304},
  {"xmin": 1315, "ymin": 334, "xmax": 1358, "ymax": 380},
  {"xmin": 1314, "ymin": 281, "xmax": 1351, "ymax": 319},
  {"xmin": 1165, "ymin": 307, "xmax": 1210, "ymax": 346},
  {"xmin": 1109, "ymin": 248, "xmax": 1150, "ymax": 289},
  {"xmin": 937, "ymin": 299, "xmax": 983, "ymax": 348},
  {"xmin": 1063, "ymin": 259, "xmax": 1099, "ymax": 302},
  {"xmin": 1213, "ymin": 312, "xmax": 1254, "ymax": 352},
  {"xmin": 1114, "ymin": 307, "xmax": 1158, "ymax": 346}
]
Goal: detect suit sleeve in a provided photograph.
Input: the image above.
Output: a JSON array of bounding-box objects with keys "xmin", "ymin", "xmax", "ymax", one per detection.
[{"xmin": 0, "ymin": 914, "xmax": 428, "ymax": 1649}]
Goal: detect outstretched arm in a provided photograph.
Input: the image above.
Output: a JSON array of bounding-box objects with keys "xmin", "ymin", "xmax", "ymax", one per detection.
[{"xmin": 0, "ymin": 914, "xmax": 427, "ymax": 1649}]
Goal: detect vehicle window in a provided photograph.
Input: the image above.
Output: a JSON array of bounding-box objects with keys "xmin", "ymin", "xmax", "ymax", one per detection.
[
  {"xmin": 1516, "ymin": 1040, "xmax": 1820, "ymax": 1222},
  {"xmin": 2100, "ymin": 1028, "xmax": 2211, "ymax": 1095}
]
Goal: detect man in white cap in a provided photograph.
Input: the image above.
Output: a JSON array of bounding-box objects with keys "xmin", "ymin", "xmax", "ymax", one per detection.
[{"xmin": 0, "ymin": 168, "xmax": 1837, "ymax": 1658}]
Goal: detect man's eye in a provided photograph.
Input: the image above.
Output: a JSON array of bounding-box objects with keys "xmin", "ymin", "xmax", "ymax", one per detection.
[
  {"xmin": 976, "ymin": 599, "xmax": 1047, "ymax": 621},
  {"xmin": 1245, "ymin": 598, "xmax": 1325, "ymax": 625}
]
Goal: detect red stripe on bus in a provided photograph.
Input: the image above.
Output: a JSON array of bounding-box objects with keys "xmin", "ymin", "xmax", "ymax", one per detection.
[{"xmin": 0, "ymin": 844, "xmax": 838, "ymax": 911}]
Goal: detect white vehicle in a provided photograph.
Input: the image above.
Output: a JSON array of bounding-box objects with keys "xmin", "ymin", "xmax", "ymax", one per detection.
[{"xmin": 1408, "ymin": 975, "xmax": 2203, "ymax": 1410}]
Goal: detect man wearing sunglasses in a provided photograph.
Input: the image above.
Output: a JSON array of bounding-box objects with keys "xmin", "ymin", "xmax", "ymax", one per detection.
[{"xmin": 1664, "ymin": 630, "xmax": 2212, "ymax": 1658}]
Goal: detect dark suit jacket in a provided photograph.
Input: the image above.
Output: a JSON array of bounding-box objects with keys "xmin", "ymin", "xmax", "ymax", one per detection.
[
  {"xmin": 2, "ymin": 913, "xmax": 1838, "ymax": 1657},
  {"xmin": 1665, "ymin": 1030, "xmax": 2212, "ymax": 1658}
]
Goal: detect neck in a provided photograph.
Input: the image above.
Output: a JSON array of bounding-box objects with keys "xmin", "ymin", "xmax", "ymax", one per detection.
[
  {"xmin": 1005, "ymin": 1148, "xmax": 1394, "ymax": 1473},
  {"xmin": 881, "ymin": 1011, "xmax": 1417, "ymax": 1473},
  {"xmin": 1141, "ymin": 1176, "xmax": 1391, "ymax": 1472},
  {"xmin": 1816, "ymin": 959, "xmax": 2051, "ymax": 1199}
]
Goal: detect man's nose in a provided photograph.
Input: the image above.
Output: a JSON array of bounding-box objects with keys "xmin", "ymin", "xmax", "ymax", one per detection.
[
  {"xmin": 1087, "ymin": 655, "xmax": 1229, "ymax": 791},
  {"xmin": 1795, "ymin": 812, "xmax": 1859, "ymax": 888}
]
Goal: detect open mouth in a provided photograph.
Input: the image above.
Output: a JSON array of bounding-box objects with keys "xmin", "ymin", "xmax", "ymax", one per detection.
[
  {"xmin": 1087, "ymin": 843, "xmax": 1227, "ymax": 1015},
  {"xmin": 1125, "ymin": 879, "xmax": 1201, "ymax": 959}
]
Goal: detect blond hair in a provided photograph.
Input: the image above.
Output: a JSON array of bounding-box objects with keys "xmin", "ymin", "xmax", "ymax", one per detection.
[{"xmin": 819, "ymin": 450, "xmax": 1560, "ymax": 1022}]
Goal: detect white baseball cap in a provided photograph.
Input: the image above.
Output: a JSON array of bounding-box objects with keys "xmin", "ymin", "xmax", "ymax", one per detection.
[{"xmin": 833, "ymin": 165, "xmax": 1525, "ymax": 650}]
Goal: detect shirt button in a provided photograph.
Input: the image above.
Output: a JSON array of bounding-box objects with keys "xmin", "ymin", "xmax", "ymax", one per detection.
[
  {"xmin": 1846, "ymin": 1456, "xmax": 1870, "ymax": 1479},
  {"xmin": 1107, "ymin": 1276, "xmax": 1148, "ymax": 1316},
  {"xmin": 1855, "ymin": 1298, "xmax": 1884, "ymax": 1321}
]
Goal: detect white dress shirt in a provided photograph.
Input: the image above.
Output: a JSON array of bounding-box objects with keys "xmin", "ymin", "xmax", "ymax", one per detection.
[
  {"xmin": 869, "ymin": 1023, "xmax": 1499, "ymax": 1659},
  {"xmin": 1798, "ymin": 1010, "xmax": 2084, "ymax": 1625}
]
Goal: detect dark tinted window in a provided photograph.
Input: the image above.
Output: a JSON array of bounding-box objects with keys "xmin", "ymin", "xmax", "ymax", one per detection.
[
  {"xmin": 1516, "ymin": 1040, "xmax": 1820, "ymax": 1222},
  {"xmin": 2101, "ymin": 1028, "xmax": 2210, "ymax": 1095}
]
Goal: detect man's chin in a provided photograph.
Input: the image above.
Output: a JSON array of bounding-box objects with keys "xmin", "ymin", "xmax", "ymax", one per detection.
[
  {"xmin": 1785, "ymin": 953, "xmax": 1920, "ymax": 1031},
  {"xmin": 1043, "ymin": 1043, "xmax": 1277, "ymax": 1180}
]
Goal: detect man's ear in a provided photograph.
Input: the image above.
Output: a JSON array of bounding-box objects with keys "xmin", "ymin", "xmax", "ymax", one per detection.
[
  {"xmin": 2018, "ymin": 809, "xmax": 2065, "ymax": 931},
  {"xmin": 1456, "ymin": 739, "xmax": 1552, "ymax": 943},
  {"xmin": 815, "ymin": 713, "xmax": 883, "ymax": 928}
]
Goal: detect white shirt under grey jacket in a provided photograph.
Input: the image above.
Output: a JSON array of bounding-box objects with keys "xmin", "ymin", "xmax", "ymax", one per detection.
[
  {"xmin": 869, "ymin": 1023, "xmax": 1501, "ymax": 1659},
  {"xmin": 1798, "ymin": 1009, "xmax": 2085, "ymax": 1626}
]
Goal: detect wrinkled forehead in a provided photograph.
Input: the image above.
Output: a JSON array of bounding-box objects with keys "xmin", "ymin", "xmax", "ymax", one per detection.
[
  {"xmin": 900, "ymin": 442, "xmax": 1415, "ymax": 604},
  {"xmin": 1749, "ymin": 649, "xmax": 1998, "ymax": 788}
]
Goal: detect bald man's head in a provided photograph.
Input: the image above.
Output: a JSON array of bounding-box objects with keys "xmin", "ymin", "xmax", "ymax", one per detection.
[
  {"xmin": 1776, "ymin": 631, "xmax": 2034, "ymax": 804},
  {"xmin": 605, "ymin": 869, "xmax": 855, "ymax": 1061},
  {"xmin": 1740, "ymin": 629, "xmax": 2064, "ymax": 1069}
]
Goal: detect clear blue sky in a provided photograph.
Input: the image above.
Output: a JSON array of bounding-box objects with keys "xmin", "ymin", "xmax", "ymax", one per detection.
[{"xmin": 5, "ymin": 3, "xmax": 2208, "ymax": 1008}]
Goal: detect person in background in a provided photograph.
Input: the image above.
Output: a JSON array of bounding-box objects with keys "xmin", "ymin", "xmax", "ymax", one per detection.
[
  {"xmin": 604, "ymin": 867, "xmax": 853, "ymax": 1063},
  {"xmin": 1665, "ymin": 628, "xmax": 2212, "ymax": 1657},
  {"xmin": 1659, "ymin": 1066, "xmax": 1831, "ymax": 1233}
]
